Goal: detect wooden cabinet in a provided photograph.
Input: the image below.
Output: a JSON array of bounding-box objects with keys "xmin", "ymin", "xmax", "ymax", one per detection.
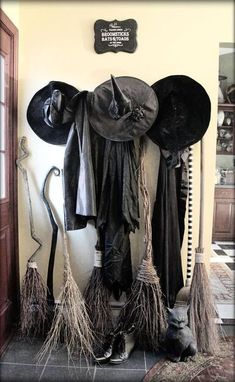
[
  {"xmin": 217, "ymin": 104, "xmax": 235, "ymax": 155},
  {"xmin": 212, "ymin": 187, "xmax": 235, "ymax": 241}
]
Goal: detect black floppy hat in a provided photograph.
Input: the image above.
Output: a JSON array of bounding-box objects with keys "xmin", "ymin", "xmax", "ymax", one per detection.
[
  {"xmin": 27, "ymin": 81, "xmax": 79, "ymax": 145},
  {"xmin": 147, "ymin": 75, "xmax": 211, "ymax": 152},
  {"xmin": 87, "ymin": 75, "xmax": 159, "ymax": 141}
]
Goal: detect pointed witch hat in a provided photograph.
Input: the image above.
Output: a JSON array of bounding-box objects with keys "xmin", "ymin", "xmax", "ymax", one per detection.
[
  {"xmin": 87, "ymin": 75, "xmax": 159, "ymax": 141},
  {"xmin": 147, "ymin": 75, "xmax": 211, "ymax": 153}
]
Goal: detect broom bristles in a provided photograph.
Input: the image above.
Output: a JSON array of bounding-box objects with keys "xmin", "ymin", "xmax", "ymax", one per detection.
[
  {"xmin": 116, "ymin": 139, "xmax": 167, "ymax": 351},
  {"xmin": 20, "ymin": 263, "xmax": 47, "ymax": 337},
  {"xmin": 37, "ymin": 255, "xmax": 94, "ymax": 365},
  {"xmin": 189, "ymin": 262, "xmax": 220, "ymax": 354},
  {"xmin": 118, "ymin": 259, "xmax": 167, "ymax": 351},
  {"xmin": 83, "ymin": 266, "xmax": 113, "ymax": 346}
]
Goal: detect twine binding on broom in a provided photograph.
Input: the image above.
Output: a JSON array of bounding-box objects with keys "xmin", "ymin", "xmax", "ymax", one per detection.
[
  {"xmin": 16, "ymin": 136, "xmax": 47, "ymax": 337},
  {"xmin": 117, "ymin": 137, "xmax": 167, "ymax": 351},
  {"xmin": 188, "ymin": 139, "xmax": 219, "ymax": 355}
]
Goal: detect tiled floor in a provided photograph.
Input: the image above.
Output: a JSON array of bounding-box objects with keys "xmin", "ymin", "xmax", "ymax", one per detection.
[
  {"xmin": 0, "ymin": 335, "xmax": 162, "ymax": 382},
  {"xmin": 210, "ymin": 241, "xmax": 235, "ymax": 322},
  {"xmin": 0, "ymin": 241, "xmax": 234, "ymax": 382}
]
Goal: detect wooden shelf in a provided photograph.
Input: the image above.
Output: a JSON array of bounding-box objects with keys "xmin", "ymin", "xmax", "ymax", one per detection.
[
  {"xmin": 217, "ymin": 104, "xmax": 235, "ymax": 155},
  {"xmin": 218, "ymin": 103, "xmax": 235, "ymax": 108}
]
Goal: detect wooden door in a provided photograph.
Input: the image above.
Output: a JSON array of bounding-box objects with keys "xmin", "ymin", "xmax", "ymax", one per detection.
[{"xmin": 0, "ymin": 9, "xmax": 19, "ymax": 355}]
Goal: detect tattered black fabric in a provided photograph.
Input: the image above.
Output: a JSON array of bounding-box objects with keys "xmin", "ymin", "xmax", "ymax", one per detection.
[
  {"xmin": 97, "ymin": 140, "xmax": 139, "ymax": 300},
  {"xmin": 63, "ymin": 92, "xmax": 97, "ymax": 231},
  {"xmin": 152, "ymin": 152, "xmax": 188, "ymax": 308}
]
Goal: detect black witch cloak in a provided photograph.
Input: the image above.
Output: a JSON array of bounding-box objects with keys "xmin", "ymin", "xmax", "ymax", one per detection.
[
  {"xmin": 97, "ymin": 140, "xmax": 140, "ymax": 300},
  {"xmin": 152, "ymin": 150, "xmax": 188, "ymax": 308}
]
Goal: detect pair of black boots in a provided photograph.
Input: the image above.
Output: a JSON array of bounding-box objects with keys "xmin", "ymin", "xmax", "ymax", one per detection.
[{"xmin": 94, "ymin": 325, "xmax": 135, "ymax": 365}]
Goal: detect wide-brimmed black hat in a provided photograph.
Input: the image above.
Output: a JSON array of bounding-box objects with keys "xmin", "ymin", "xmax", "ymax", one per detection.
[
  {"xmin": 147, "ymin": 75, "xmax": 211, "ymax": 152},
  {"xmin": 87, "ymin": 75, "xmax": 159, "ymax": 141},
  {"xmin": 27, "ymin": 81, "xmax": 79, "ymax": 145}
]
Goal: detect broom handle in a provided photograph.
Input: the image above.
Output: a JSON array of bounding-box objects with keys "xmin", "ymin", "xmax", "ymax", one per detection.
[
  {"xmin": 198, "ymin": 139, "xmax": 205, "ymax": 252},
  {"xmin": 60, "ymin": 169, "xmax": 72, "ymax": 279},
  {"xmin": 185, "ymin": 146, "xmax": 193, "ymax": 286},
  {"xmin": 139, "ymin": 138, "xmax": 152, "ymax": 261},
  {"xmin": 16, "ymin": 136, "xmax": 42, "ymax": 262}
]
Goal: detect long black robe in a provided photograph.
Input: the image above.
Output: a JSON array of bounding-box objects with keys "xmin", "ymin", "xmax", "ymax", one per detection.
[
  {"xmin": 97, "ymin": 140, "xmax": 139, "ymax": 300},
  {"xmin": 63, "ymin": 93, "xmax": 139, "ymax": 299},
  {"xmin": 152, "ymin": 151, "xmax": 188, "ymax": 308}
]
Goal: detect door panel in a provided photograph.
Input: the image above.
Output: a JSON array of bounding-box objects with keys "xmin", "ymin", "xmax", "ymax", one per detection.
[{"xmin": 0, "ymin": 9, "xmax": 19, "ymax": 355}]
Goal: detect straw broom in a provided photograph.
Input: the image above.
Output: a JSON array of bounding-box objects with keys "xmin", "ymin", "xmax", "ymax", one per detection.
[
  {"xmin": 16, "ymin": 136, "xmax": 47, "ymax": 337},
  {"xmin": 37, "ymin": 173, "xmax": 94, "ymax": 365},
  {"xmin": 83, "ymin": 231, "xmax": 113, "ymax": 351},
  {"xmin": 188, "ymin": 138, "xmax": 219, "ymax": 354},
  {"xmin": 117, "ymin": 137, "xmax": 167, "ymax": 351},
  {"xmin": 175, "ymin": 146, "xmax": 194, "ymax": 305}
]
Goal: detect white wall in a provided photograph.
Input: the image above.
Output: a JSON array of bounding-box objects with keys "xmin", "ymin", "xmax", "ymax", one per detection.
[{"xmin": 2, "ymin": 1, "xmax": 235, "ymax": 299}]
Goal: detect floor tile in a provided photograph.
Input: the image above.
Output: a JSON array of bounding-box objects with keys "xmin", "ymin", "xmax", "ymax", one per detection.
[
  {"xmin": 144, "ymin": 350, "xmax": 164, "ymax": 370},
  {"xmin": 41, "ymin": 346, "xmax": 94, "ymax": 368},
  {"xmin": 39, "ymin": 365, "xmax": 94, "ymax": 381},
  {"xmin": 94, "ymin": 368, "xmax": 146, "ymax": 382},
  {"xmin": 220, "ymin": 244, "xmax": 235, "ymax": 250},
  {"xmin": 226, "ymin": 262, "xmax": 235, "ymax": 270},
  {"xmin": 213, "ymin": 249, "xmax": 229, "ymax": 256},
  {"xmin": 95, "ymin": 349, "xmax": 145, "ymax": 370},
  {"xmin": 210, "ymin": 256, "xmax": 234, "ymax": 263},
  {"xmin": 0, "ymin": 363, "xmax": 43, "ymax": 381},
  {"xmin": 222, "ymin": 318, "xmax": 235, "ymax": 325},
  {"xmin": 220, "ymin": 325, "xmax": 235, "ymax": 337},
  {"xmin": 217, "ymin": 304, "xmax": 235, "ymax": 319},
  {"xmin": 0, "ymin": 336, "xmax": 44, "ymax": 364},
  {"xmin": 225, "ymin": 250, "xmax": 235, "ymax": 257}
]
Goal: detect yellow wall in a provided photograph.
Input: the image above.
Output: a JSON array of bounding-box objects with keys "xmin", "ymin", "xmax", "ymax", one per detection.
[
  {"xmin": 2, "ymin": 1, "xmax": 235, "ymax": 299},
  {"xmin": 1, "ymin": 0, "xmax": 19, "ymax": 28}
]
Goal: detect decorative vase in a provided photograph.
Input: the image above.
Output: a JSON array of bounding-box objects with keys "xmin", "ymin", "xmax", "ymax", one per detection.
[
  {"xmin": 217, "ymin": 110, "xmax": 225, "ymax": 127},
  {"xmin": 218, "ymin": 74, "xmax": 227, "ymax": 103}
]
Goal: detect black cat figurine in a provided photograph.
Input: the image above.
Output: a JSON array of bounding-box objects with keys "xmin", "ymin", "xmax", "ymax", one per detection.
[{"xmin": 164, "ymin": 305, "xmax": 197, "ymax": 362}]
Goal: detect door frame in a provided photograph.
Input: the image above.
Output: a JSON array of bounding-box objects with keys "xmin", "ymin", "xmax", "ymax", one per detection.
[{"xmin": 0, "ymin": 8, "xmax": 19, "ymax": 355}]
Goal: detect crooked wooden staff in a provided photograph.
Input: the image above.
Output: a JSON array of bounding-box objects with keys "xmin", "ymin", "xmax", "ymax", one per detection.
[
  {"xmin": 41, "ymin": 166, "xmax": 60, "ymax": 308},
  {"xmin": 16, "ymin": 136, "xmax": 47, "ymax": 337}
]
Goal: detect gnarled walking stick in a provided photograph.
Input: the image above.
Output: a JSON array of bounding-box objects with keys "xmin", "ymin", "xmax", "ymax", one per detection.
[
  {"xmin": 16, "ymin": 136, "xmax": 43, "ymax": 261},
  {"xmin": 41, "ymin": 166, "xmax": 60, "ymax": 307},
  {"xmin": 16, "ymin": 136, "xmax": 46, "ymax": 337}
]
